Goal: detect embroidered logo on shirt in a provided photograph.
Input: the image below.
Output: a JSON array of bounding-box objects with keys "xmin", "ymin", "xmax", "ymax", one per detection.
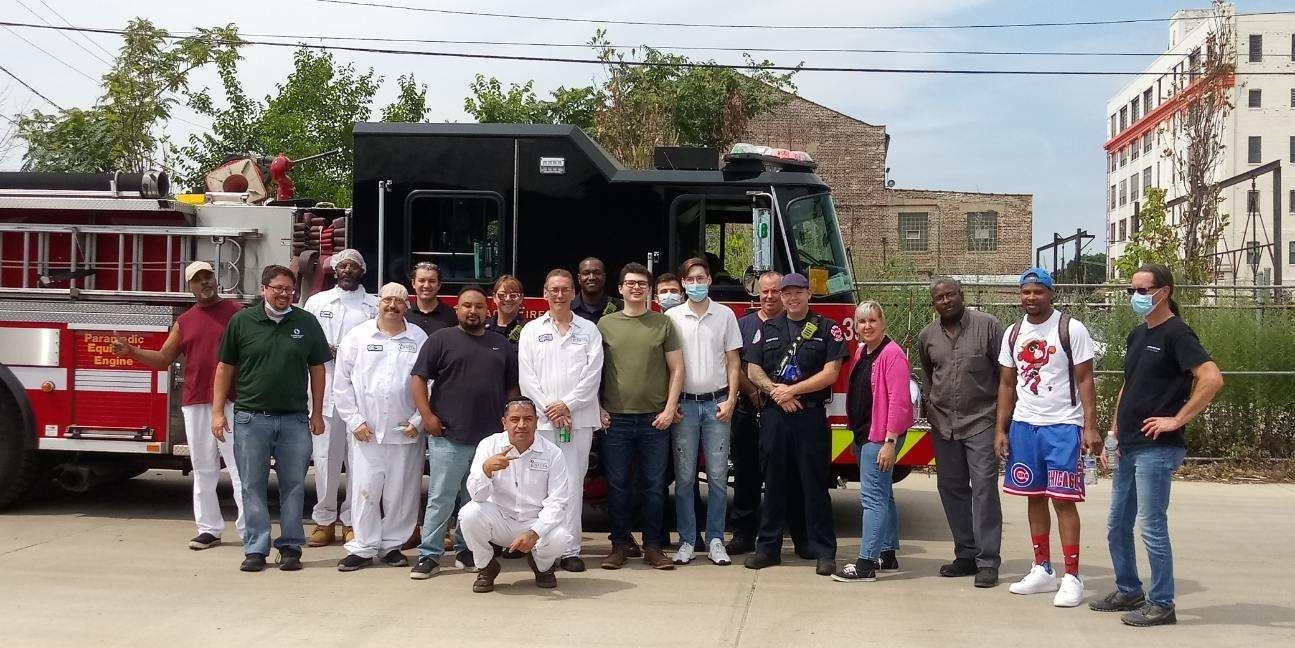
[
  {"xmin": 319, "ymin": 310, "xmax": 333, "ymax": 319},
  {"xmin": 528, "ymin": 458, "xmax": 550, "ymax": 472},
  {"xmin": 830, "ymin": 325, "xmax": 844, "ymax": 342},
  {"xmin": 752, "ymin": 329, "xmax": 762, "ymax": 343},
  {"xmin": 366, "ymin": 344, "xmax": 383, "ymax": 352},
  {"xmin": 537, "ymin": 333, "xmax": 554, "ymax": 342},
  {"xmin": 291, "ymin": 328, "xmax": 303, "ymax": 340},
  {"xmin": 398, "ymin": 342, "xmax": 418, "ymax": 353},
  {"xmin": 570, "ymin": 333, "xmax": 589, "ymax": 345}
]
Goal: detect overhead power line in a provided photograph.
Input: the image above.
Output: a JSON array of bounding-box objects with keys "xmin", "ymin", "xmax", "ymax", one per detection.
[
  {"xmin": 2, "ymin": 24, "xmax": 98, "ymax": 82},
  {"xmin": 35, "ymin": 0, "xmax": 118, "ymax": 59},
  {"xmin": 2, "ymin": 21, "xmax": 1293, "ymax": 76},
  {"xmin": 314, "ymin": 0, "xmax": 1295, "ymax": 31},
  {"xmin": 0, "ymin": 62, "xmax": 61, "ymax": 109},
  {"xmin": 14, "ymin": 0, "xmax": 112, "ymax": 66}
]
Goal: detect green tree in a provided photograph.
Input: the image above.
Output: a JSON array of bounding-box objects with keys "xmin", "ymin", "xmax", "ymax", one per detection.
[
  {"xmin": 1114, "ymin": 187, "xmax": 1184, "ymax": 279},
  {"xmin": 16, "ymin": 19, "xmax": 241, "ymax": 172},
  {"xmin": 381, "ymin": 74, "xmax": 431, "ymax": 123},
  {"xmin": 178, "ymin": 48, "xmax": 384, "ymax": 206},
  {"xmin": 463, "ymin": 75, "xmax": 596, "ymax": 128},
  {"xmin": 1053, "ymin": 253, "xmax": 1108, "ymax": 284}
]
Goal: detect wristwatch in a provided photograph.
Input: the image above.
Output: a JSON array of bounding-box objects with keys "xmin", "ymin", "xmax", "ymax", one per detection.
[{"xmin": 883, "ymin": 438, "xmax": 896, "ymax": 444}]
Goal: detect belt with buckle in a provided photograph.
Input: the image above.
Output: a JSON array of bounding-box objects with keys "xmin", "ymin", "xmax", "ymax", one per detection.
[{"xmin": 681, "ymin": 388, "xmax": 728, "ymax": 402}]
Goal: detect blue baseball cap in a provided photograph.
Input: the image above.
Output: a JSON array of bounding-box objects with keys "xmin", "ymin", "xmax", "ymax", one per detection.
[
  {"xmin": 1018, "ymin": 267, "xmax": 1054, "ymax": 289},
  {"xmin": 780, "ymin": 272, "xmax": 810, "ymax": 290}
]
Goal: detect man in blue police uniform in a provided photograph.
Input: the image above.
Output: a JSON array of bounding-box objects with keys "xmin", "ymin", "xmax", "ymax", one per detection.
[{"xmin": 742, "ymin": 272, "xmax": 848, "ymax": 575}]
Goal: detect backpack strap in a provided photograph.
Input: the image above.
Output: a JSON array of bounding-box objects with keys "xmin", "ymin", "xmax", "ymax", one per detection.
[
  {"xmin": 1058, "ymin": 312, "xmax": 1076, "ymax": 406},
  {"xmin": 1008, "ymin": 318, "xmax": 1022, "ymax": 350}
]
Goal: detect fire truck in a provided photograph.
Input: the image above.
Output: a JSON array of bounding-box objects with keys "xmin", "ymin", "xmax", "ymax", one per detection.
[{"xmin": 0, "ymin": 123, "xmax": 933, "ymax": 510}]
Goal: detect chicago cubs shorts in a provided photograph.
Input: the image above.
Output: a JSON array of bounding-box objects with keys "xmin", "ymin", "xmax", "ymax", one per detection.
[{"xmin": 1003, "ymin": 421, "xmax": 1085, "ymax": 502}]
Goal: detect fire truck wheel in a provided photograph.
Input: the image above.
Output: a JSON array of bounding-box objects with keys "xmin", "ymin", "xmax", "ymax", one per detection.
[{"xmin": 0, "ymin": 389, "xmax": 42, "ymax": 510}]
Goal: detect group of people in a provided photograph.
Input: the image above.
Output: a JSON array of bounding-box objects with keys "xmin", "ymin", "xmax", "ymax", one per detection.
[{"xmin": 112, "ymin": 251, "xmax": 1222, "ymax": 626}]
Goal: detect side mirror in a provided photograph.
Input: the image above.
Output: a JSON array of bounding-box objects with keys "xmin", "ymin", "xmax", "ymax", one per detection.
[{"xmin": 752, "ymin": 205, "xmax": 773, "ymax": 274}]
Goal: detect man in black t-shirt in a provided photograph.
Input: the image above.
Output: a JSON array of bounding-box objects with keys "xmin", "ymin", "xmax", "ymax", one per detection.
[
  {"xmin": 408, "ymin": 285, "xmax": 520, "ymax": 580},
  {"xmin": 1090, "ymin": 264, "xmax": 1222, "ymax": 627}
]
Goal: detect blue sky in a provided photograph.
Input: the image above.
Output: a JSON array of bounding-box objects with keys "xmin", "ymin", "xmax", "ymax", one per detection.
[{"xmin": 1, "ymin": 0, "xmax": 1291, "ymax": 252}]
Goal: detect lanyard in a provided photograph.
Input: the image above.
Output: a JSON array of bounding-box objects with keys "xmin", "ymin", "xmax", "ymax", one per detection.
[{"xmin": 775, "ymin": 315, "xmax": 820, "ymax": 376}]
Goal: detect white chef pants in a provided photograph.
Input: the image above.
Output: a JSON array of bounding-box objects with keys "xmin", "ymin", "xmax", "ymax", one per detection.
[
  {"xmin": 311, "ymin": 411, "xmax": 351, "ymax": 526},
  {"xmin": 343, "ymin": 439, "xmax": 424, "ymax": 558},
  {"xmin": 540, "ymin": 427, "xmax": 592, "ymax": 558},
  {"xmin": 459, "ymin": 500, "xmax": 571, "ymax": 572},
  {"xmin": 182, "ymin": 404, "xmax": 245, "ymax": 537}
]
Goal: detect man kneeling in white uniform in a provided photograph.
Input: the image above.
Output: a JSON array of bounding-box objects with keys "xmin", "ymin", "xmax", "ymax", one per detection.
[{"xmin": 461, "ymin": 398, "xmax": 572, "ymax": 592}]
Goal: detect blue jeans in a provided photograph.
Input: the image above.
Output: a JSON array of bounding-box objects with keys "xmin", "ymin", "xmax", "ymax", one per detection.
[
  {"xmin": 604, "ymin": 413, "xmax": 670, "ymax": 550},
  {"xmin": 416, "ymin": 435, "xmax": 473, "ymax": 559},
  {"xmin": 1107, "ymin": 444, "xmax": 1187, "ymax": 608},
  {"xmin": 857, "ymin": 435, "xmax": 905, "ymax": 561},
  {"xmin": 233, "ymin": 411, "xmax": 313, "ymax": 556},
  {"xmin": 672, "ymin": 399, "xmax": 731, "ymax": 545}
]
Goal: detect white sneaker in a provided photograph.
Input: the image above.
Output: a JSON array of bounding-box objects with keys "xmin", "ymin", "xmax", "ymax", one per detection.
[
  {"xmin": 707, "ymin": 539, "xmax": 731, "ymax": 566},
  {"xmin": 1009, "ymin": 564, "xmax": 1060, "ymax": 595},
  {"xmin": 1053, "ymin": 573, "xmax": 1085, "ymax": 607},
  {"xmin": 673, "ymin": 542, "xmax": 695, "ymax": 565}
]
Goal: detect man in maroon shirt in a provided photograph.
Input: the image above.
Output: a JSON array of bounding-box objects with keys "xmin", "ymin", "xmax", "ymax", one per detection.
[{"xmin": 113, "ymin": 261, "xmax": 246, "ymax": 550}]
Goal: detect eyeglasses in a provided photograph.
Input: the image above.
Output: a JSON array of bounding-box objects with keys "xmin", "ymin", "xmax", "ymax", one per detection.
[
  {"xmin": 682, "ymin": 276, "xmax": 708, "ymax": 285},
  {"xmin": 545, "ymin": 287, "xmax": 573, "ymax": 295},
  {"xmin": 263, "ymin": 284, "xmax": 295, "ymax": 295},
  {"xmin": 495, "ymin": 292, "xmax": 522, "ymax": 301},
  {"xmin": 622, "ymin": 280, "xmax": 649, "ymax": 288},
  {"xmin": 1126, "ymin": 286, "xmax": 1162, "ymax": 295}
]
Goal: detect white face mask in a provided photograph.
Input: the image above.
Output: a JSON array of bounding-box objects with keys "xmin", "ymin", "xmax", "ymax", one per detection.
[
  {"xmin": 657, "ymin": 293, "xmax": 682, "ymax": 310},
  {"xmin": 264, "ymin": 302, "xmax": 293, "ymax": 317}
]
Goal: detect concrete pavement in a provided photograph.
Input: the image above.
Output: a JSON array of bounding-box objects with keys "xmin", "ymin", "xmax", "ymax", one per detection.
[{"xmin": 2, "ymin": 472, "xmax": 1293, "ymax": 647}]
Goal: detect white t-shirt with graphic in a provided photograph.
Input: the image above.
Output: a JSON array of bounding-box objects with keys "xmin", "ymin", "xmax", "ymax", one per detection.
[{"xmin": 997, "ymin": 310, "xmax": 1094, "ymax": 426}]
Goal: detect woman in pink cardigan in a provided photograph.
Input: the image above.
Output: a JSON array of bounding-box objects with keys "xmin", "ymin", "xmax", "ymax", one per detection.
[{"xmin": 832, "ymin": 301, "xmax": 915, "ymax": 583}]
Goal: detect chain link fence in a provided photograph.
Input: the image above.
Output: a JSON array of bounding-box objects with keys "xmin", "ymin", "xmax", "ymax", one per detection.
[{"xmin": 854, "ymin": 281, "xmax": 1295, "ymax": 460}]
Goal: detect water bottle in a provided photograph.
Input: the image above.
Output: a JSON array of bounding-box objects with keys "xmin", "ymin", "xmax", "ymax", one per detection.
[
  {"xmin": 1104, "ymin": 433, "xmax": 1120, "ymax": 467},
  {"xmin": 559, "ymin": 426, "xmax": 571, "ymax": 443},
  {"xmin": 1083, "ymin": 453, "xmax": 1098, "ymax": 485}
]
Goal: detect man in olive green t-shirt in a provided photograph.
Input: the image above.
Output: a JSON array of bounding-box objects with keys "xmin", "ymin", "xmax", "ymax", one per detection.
[
  {"xmin": 212, "ymin": 265, "xmax": 331, "ymax": 573},
  {"xmin": 596, "ymin": 262, "xmax": 684, "ymax": 570}
]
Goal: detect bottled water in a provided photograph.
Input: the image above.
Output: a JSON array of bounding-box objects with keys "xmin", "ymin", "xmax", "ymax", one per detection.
[{"xmin": 1083, "ymin": 454, "xmax": 1098, "ymax": 485}]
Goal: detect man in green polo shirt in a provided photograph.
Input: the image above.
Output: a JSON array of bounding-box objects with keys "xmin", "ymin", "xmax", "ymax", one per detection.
[{"xmin": 213, "ymin": 265, "xmax": 331, "ymax": 572}]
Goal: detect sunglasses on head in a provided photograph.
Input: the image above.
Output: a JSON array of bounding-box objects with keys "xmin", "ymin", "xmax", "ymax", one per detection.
[{"xmin": 1126, "ymin": 286, "xmax": 1162, "ymax": 295}]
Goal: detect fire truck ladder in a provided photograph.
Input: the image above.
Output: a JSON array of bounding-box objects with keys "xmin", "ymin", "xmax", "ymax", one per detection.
[{"xmin": 0, "ymin": 223, "xmax": 261, "ymax": 299}]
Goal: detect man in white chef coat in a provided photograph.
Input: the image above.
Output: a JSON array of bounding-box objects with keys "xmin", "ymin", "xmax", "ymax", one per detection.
[
  {"xmin": 332, "ymin": 283, "xmax": 427, "ymax": 571},
  {"xmin": 303, "ymin": 248, "xmax": 379, "ymax": 546},
  {"xmin": 517, "ymin": 268, "xmax": 603, "ymax": 572},
  {"xmin": 460, "ymin": 398, "xmax": 572, "ymax": 593}
]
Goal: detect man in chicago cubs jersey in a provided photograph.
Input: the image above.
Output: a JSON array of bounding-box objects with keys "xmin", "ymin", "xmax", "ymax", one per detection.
[{"xmin": 994, "ymin": 267, "xmax": 1100, "ymax": 608}]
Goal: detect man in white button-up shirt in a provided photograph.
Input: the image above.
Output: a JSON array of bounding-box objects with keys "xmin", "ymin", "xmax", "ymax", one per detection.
[
  {"xmin": 332, "ymin": 283, "xmax": 428, "ymax": 571},
  {"xmin": 461, "ymin": 398, "xmax": 572, "ymax": 593},
  {"xmin": 665, "ymin": 257, "xmax": 743, "ymax": 567},
  {"xmin": 517, "ymin": 268, "xmax": 604, "ymax": 572},
  {"xmin": 303, "ymin": 249, "xmax": 379, "ymax": 546}
]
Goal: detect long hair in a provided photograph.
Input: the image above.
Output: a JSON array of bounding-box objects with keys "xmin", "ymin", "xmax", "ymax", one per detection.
[{"xmin": 1136, "ymin": 263, "xmax": 1180, "ymax": 316}]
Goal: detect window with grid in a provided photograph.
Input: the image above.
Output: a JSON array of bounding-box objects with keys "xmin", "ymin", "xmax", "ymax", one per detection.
[
  {"xmin": 1131, "ymin": 96, "xmax": 1140, "ymax": 122},
  {"xmin": 1143, "ymin": 87, "xmax": 1154, "ymax": 111},
  {"xmin": 1290, "ymin": 189, "xmax": 1295, "ymax": 213},
  {"xmin": 1249, "ymin": 89, "xmax": 1262, "ymax": 108},
  {"xmin": 1119, "ymin": 106, "xmax": 1127, "ymax": 131},
  {"xmin": 1289, "ymin": 241, "xmax": 1295, "ymax": 265},
  {"xmin": 1143, "ymin": 132, "xmax": 1153, "ymax": 154},
  {"xmin": 1291, "ymin": 88, "xmax": 1295, "ymax": 107},
  {"xmin": 1120, "ymin": 146, "xmax": 1127, "ymax": 167},
  {"xmin": 1249, "ymin": 136, "xmax": 1262, "ymax": 163},
  {"xmin": 1130, "ymin": 173, "xmax": 1139, "ymax": 199},
  {"xmin": 1110, "ymin": 185, "xmax": 1117, "ymax": 209},
  {"xmin": 1109, "ymin": 222, "xmax": 1116, "ymax": 242},
  {"xmin": 1143, "ymin": 167, "xmax": 1152, "ymax": 192},
  {"xmin": 1119, "ymin": 179, "xmax": 1127, "ymax": 206},
  {"xmin": 1289, "ymin": 135, "xmax": 1294, "ymax": 163},
  {"xmin": 966, "ymin": 211, "xmax": 999, "ymax": 252},
  {"xmin": 897, "ymin": 212, "xmax": 929, "ymax": 252},
  {"xmin": 1119, "ymin": 219, "xmax": 1127, "ymax": 241},
  {"xmin": 1110, "ymin": 114, "xmax": 1117, "ymax": 138},
  {"xmin": 1246, "ymin": 241, "xmax": 1262, "ymax": 266},
  {"xmin": 1249, "ymin": 34, "xmax": 1262, "ymax": 62},
  {"xmin": 1131, "ymin": 141, "xmax": 1139, "ymax": 161}
]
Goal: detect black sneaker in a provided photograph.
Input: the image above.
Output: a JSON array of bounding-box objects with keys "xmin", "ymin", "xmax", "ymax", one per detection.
[
  {"xmin": 815, "ymin": 557, "xmax": 836, "ymax": 576},
  {"xmin": 1122, "ymin": 603, "xmax": 1176, "ymax": 627},
  {"xmin": 240, "ymin": 553, "xmax": 266, "ymax": 572},
  {"xmin": 939, "ymin": 557, "xmax": 978, "ymax": 577},
  {"xmin": 1090, "ymin": 590, "xmax": 1147, "ymax": 612},
  {"xmin": 725, "ymin": 535, "xmax": 756, "ymax": 556},
  {"xmin": 974, "ymin": 567, "xmax": 999, "ymax": 588},
  {"xmin": 337, "ymin": 554, "xmax": 372, "ymax": 572},
  {"xmin": 528, "ymin": 554, "xmax": 558, "ymax": 588},
  {"xmin": 743, "ymin": 552, "xmax": 781, "ymax": 570},
  {"xmin": 380, "ymin": 550, "xmax": 409, "ymax": 567},
  {"xmin": 559, "ymin": 556, "xmax": 587, "ymax": 572},
  {"xmin": 277, "ymin": 547, "xmax": 302, "ymax": 571},
  {"xmin": 188, "ymin": 533, "xmax": 221, "ymax": 551},
  {"xmin": 831, "ymin": 559, "xmax": 878, "ymax": 583},
  {"xmin": 794, "ymin": 547, "xmax": 817, "ymax": 560},
  {"xmin": 879, "ymin": 550, "xmax": 899, "ymax": 571},
  {"xmin": 409, "ymin": 556, "xmax": 440, "ymax": 580},
  {"xmin": 454, "ymin": 549, "xmax": 477, "ymax": 572}
]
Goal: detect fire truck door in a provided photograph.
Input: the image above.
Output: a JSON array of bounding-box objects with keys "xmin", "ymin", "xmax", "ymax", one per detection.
[
  {"xmin": 402, "ymin": 190, "xmax": 504, "ymax": 286},
  {"xmin": 666, "ymin": 193, "xmax": 763, "ymax": 302}
]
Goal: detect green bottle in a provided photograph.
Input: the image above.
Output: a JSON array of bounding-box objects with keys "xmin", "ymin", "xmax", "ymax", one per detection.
[{"xmin": 559, "ymin": 426, "xmax": 571, "ymax": 443}]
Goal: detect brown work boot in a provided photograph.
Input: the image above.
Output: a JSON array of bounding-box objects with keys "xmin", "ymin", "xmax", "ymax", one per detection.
[
  {"xmin": 443, "ymin": 524, "xmax": 455, "ymax": 551},
  {"xmin": 342, "ymin": 526, "xmax": 355, "ymax": 543},
  {"xmin": 401, "ymin": 526, "xmax": 421, "ymax": 551},
  {"xmin": 601, "ymin": 546, "xmax": 628, "ymax": 570},
  {"xmin": 643, "ymin": 548, "xmax": 676, "ymax": 570},
  {"xmin": 472, "ymin": 559, "xmax": 501, "ymax": 593},
  {"xmin": 307, "ymin": 524, "xmax": 336, "ymax": 547},
  {"xmin": 528, "ymin": 554, "xmax": 558, "ymax": 589}
]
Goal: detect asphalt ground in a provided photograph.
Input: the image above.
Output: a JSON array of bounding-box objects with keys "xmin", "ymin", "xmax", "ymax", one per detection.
[{"xmin": 2, "ymin": 472, "xmax": 1292, "ymax": 647}]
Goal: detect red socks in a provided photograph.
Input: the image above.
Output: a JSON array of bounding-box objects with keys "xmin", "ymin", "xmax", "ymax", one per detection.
[
  {"xmin": 1031, "ymin": 534, "xmax": 1050, "ymax": 570},
  {"xmin": 1062, "ymin": 545, "xmax": 1080, "ymax": 576}
]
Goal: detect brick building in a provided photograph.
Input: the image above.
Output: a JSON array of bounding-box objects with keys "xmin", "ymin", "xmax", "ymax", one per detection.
[{"xmin": 742, "ymin": 93, "xmax": 1033, "ymax": 278}]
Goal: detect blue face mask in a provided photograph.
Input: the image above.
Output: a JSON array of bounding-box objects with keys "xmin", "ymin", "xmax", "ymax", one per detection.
[
  {"xmin": 658, "ymin": 292, "xmax": 682, "ymax": 310},
  {"xmin": 1130, "ymin": 290, "xmax": 1157, "ymax": 317},
  {"xmin": 685, "ymin": 283, "xmax": 709, "ymax": 302}
]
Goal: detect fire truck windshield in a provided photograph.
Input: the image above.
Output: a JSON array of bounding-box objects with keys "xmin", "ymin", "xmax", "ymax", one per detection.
[{"xmin": 784, "ymin": 193, "xmax": 853, "ymax": 296}]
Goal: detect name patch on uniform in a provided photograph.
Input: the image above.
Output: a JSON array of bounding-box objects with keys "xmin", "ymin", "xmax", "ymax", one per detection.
[
  {"xmin": 570, "ymin": 334, "xmax": 589, "ymax": 345},
  {"xmin": 528, "ymin": 458, "xmax": 550, "ymax": 472},
  {"xmin": 366, "ymin": 344, "xmax": 384, "ymax": 352},
  {"xmin": 319, "ymin": 310, "xmax": 334, "ymax": 319},
  {"xmin": 398, "ymin": 342, "xmax": 418, "ymax": 353},
  {"xmin": 1146, "ymin": 345, "xmax": 1162, "ymax": 353},
  {"xmin": 537, "ymin": 333, "xmax": 554, "ymax": 342}
]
